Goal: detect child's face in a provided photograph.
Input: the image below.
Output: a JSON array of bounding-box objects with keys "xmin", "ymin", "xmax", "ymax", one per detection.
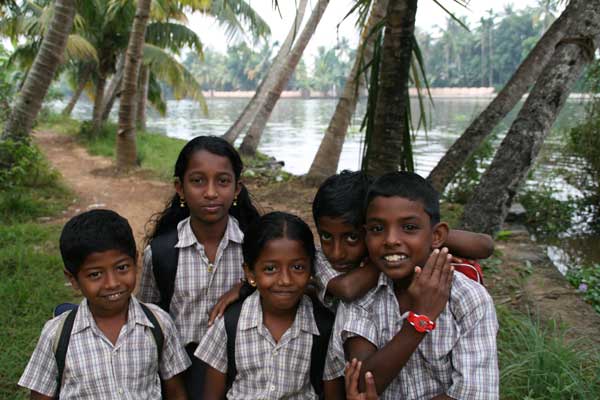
[
  {"xmin": 65, "ymin": 249, "xmax": 137, "ymax": 316},
  {"xmin": 175, "ymin": 150, "xmax": 241, "ymax": 226},
  {"xmin": 245, "ymin": 237, "xmax": 312, "ymax": 314},
  {"xmin": 364, "ymin": 196, "xmax": 446, "ymax": 282},
  {"xmin": 317, "ymin": 216, "xmax": 366, "ymax": 272}
]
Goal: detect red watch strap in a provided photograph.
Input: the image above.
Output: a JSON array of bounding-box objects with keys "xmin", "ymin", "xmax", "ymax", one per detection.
[{"xmin": 406, "ymin": 311, "xmax": 436, "ymax": 333}]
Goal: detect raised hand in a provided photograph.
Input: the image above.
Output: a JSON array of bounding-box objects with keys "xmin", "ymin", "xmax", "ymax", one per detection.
[{"xmin": 345, "ymin": 359, "xmax": 379, "ymax": 400}]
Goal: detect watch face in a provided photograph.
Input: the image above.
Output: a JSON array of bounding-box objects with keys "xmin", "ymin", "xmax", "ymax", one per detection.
[{"xmin": 408, "ymin": 312, "xmax": 435, "ymax": 333}]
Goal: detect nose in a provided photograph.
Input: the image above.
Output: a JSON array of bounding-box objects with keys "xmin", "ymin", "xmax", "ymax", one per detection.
[
  {"xmin": 205, "ymin": 180, "xmax": 218, "ymax": 199},
  {"xmin": 278, "ymin": 267, "xmax": 292, "ymax": 286},
  {"xmin": 103, "ymin": 270, "xmax": 119, "ymax": 289},
  {"xmin": 330, "ymin": 240, "xmax": 346, "ymax": 263},
  {"xmin": 384, "ymin": 226, "xmax": 401, "ymax": 247}
]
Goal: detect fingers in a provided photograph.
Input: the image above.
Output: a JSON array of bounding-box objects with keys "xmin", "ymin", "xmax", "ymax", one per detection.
[
  {"xmin": 364, "ymin": 371, "xmax": 378, "ymax": 400},
  {"xmin": 440, "ymin": 252, "xmax": 454, "ymax": 289},
  {"xmin": 344, "ymin": 359, "xmax": 362, "ymax": 397},
  {"xmin": 429, "ymin": 247, "xmax": 448, "ymax": 283},
  {"xmin": 207, "ymin": 302, "xmax": 223, "ymax": 326}
]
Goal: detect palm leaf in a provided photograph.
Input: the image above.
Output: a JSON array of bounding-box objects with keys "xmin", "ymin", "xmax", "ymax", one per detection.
[
  {"xmin": 65, "ymin": 34, "xmax": 98, "ymax": 63},
  {"xmin": 145, "ymin": 22, "xmax": 203, "ymax": 57},
  {"xmin": 431, "ymin": 0, "xmax": 471, "ymax": 31},
  {"xmin": 147, "ymin": 71, "xmax": 167, "ymax": 116}
]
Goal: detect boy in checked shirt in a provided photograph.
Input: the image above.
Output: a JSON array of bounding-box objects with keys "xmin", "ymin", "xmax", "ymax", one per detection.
[
  {"xmin": 329, "ymin": 172, "xmax": 499, "ymax": 399},
  {"xmin": 19, "ymin": 210, "xmax": 190, "ymax": 399}
]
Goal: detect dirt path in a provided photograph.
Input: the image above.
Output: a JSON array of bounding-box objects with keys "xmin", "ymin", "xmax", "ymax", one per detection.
[{"xmin": 35, "ymin": 129, "xmax": 600, "ymax": 344}]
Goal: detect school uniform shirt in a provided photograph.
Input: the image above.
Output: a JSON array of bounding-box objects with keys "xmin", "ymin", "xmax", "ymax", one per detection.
[
  {"xmin": 18, "ymin": 296, "xmax": 190, "ymax": 399},
  {"xmin": 313, "ymin": 249, "xmax": 343, "ymax": 310},
  {"xmin": 138, "ymin": 215, "xmax": 244, "ymax": 346},
  {"xmin": 195, "ymin": 291, "xmax": 339, "ymax": 400},
  {"xmin": 327, "ymin": 272, "xmax": 499, "ymax": 400}
]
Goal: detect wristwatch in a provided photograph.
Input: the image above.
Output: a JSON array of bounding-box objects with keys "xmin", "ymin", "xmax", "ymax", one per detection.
[{"xmin": 402, "ymin": 311, "xmax": 436, "ymax": 333}]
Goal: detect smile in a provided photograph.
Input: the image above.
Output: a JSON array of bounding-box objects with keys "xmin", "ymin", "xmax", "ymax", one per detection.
[
  {"xmin": 382, "ymin": 254, "xmax": 409, "ymax": 265},
  {"xmin": 103, "ymin": 292, "xmax": 126, "ymax": 301}
]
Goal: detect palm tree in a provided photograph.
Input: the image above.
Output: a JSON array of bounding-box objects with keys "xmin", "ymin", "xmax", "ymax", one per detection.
[
  {"xmin": 239, "ymin": 0, "xmax": 330, "ymax": 156},
  {"xmin": 305, "ymin": 0, "xmax": 388, "ymax": 184},
  {"xmin": 1, "ymin": 0, "xmax": 75, "ymax": 145},
  {"xmin": 461, "ymin": 0, "xmax": 600, "ymax": 234},
  {"xmin": 426, "ymin": 0, "xmax": 579, "ymax": 193}
]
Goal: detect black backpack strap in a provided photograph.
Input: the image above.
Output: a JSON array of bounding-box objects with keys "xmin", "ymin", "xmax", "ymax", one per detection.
[
  {"xmin": 224, "ymin": 299, "xmax": 244, "ymax": 392},
  {"xmin": 54, "ymin": 306, "xmax": 78, "ymax": 399},
  {"xmin": 140, "ymin": 303, "xmax": 164, "ymax": 366},
  {"xmin": 150, "ymin": 229, "xmax": 180, "ymax": 312},
  {"xmin": 309, "ymin": 297, "xmax": 334, "ymax": 398}
]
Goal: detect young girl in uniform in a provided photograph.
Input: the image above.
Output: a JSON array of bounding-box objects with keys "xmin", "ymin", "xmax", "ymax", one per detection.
[
  {"xmin": 138, "ymin": 136, "xmax": 260, "ymax": 397},
  {"xmin": 196, "ymin": 212, "xmax": 344, "ymax": 399}
]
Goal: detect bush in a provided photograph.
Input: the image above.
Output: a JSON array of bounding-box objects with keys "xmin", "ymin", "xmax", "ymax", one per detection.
[
  {"xmin": 517, "ymin": 186, "xmax": 576, "ymax": 237},
  {"xmin": 567, "ymin": 264, "xmax": 600, "ymax": 314}
]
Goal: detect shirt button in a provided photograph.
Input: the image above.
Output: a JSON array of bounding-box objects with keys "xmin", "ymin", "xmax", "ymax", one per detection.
[
  {"xmin": 270, "ymin": 385, "xmax": 276, "ymax": 391},
  {"xmin": 118, "ymin": 388, "xmax": 124, "ymax": 394},
  {"xmin": 272, "ymin": 349, "xmax": 278, "ymax": 355}
]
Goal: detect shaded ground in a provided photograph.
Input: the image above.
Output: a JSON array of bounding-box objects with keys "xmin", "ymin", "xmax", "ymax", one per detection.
[{"xmin": 34, "ymin": 130, "xmax": 600, "ymax": 344}]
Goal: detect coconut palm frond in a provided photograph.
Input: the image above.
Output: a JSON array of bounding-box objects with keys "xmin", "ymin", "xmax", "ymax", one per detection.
[
  {"xmin": 147, "ymin": 71, "xmax": 167, "ymax": 116},
  {"xmin": 177, "ymin": 0, "xmax": 211, "ymax": 12},
  {"xmin": 360, "ymin": 29, "xmax": 383, "ymax": 173},
  {"xmin": 145, "ymin": 22, "xmax": 203, "ymax": 57},
  {"xmin": 432, "ymin": 0, "xmax": 470, "ymax": 31},
  {"xmin": 211, "ymin": 0, "xmax": 271, "ymax": 41},
  {"xmin": 6, "ymin": 41, "xmax": 38, "ymax": 69},
  {"xmin": 65, "ymin": 34, "xmax": 98, "ymax": 63}
]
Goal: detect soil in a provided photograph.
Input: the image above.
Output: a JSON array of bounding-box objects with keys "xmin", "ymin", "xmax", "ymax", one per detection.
[{"xmin": 33, "ymin": 130, "xmax": 600, "ymax": 345}]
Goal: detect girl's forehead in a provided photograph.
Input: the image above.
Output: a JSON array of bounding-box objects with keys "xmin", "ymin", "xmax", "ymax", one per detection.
[{"xmin": 186, "ymin": 149, "xmax": 235, "ymax": 174}]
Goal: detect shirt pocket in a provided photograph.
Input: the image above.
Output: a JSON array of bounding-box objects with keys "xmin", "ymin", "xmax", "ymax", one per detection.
[{"xmin": 420, "ymin": 351, "xmax": 453, "ymax": 387}]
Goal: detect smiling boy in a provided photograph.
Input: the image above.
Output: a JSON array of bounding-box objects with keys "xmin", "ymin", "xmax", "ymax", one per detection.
[
  {"xmin": 18, "ymin": 210, "xmax": 190, "ymax": 399},
  {"xmin": 333, "ymin": 172, "xmax": 499, "ymax": 399}
]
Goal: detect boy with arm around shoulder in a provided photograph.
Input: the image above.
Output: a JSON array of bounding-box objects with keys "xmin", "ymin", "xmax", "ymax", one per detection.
[
  {"xmin": 18, "ymin": 209, "xmax": 190, "ymax": 400},
  {"xmin": 336, "ymin": 172, "xmax": 498, "ymax": 399}
]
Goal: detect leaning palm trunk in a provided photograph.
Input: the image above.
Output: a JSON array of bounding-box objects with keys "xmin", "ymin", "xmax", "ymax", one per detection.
[
  {"xmin": 363, "ymin": 0, "xmax": 418, "ymax": 176},
  {"xmin": 239, "ymin": 0, "xmax": 329, "ymax": 156},
  {"xmin": 1, "ymin": 0, "xmax": 75, "ymax": 143},
  {"xmin": 136, "ymin": 64, "xmax": 149, "ymax": 131},
  {"xmin": 116, "ymin": 0, "xmax": 151, "ymax": 170},
  {"xmin": 305, "ymin": 0, "xmax": 388, "ymax": 184},
  {"xmin": 62, "ymin": 65, "xmax": 93, "ymax": 116},
  {"xmin": 91, "ymin": 74, "xmax": 107, "ymax": 134},
  {"xmin": 460, "ymin": 0, "xmax": 600, "ymax": 235},
  {"xmin": 100, "ymin": 54, "xmax": 125, "ymax": 123},
  {"xmin": 222, "ymin": 0, "xmax": 308, "ymax": 144},
  {"xmin": 427, "ymin": 0, "xmax": 580, "ymax": 193}
]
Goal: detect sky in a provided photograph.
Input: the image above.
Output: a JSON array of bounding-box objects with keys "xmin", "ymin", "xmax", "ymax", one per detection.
[{"xmin": 188, "ymin": 0, "xmax": 560, "ymax": 60}]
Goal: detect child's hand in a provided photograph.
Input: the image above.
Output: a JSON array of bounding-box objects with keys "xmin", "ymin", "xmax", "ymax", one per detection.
[
  {"xmin": 345, "ymin": 359, "xmax": 378, "ymax": 400},
  {"xmin": 406, "ymin": 247, "xmax": 453, "ymax": 321},
  {"xmin": 208, "ymin": 283, "xmax": 241, "ymax": 326}
]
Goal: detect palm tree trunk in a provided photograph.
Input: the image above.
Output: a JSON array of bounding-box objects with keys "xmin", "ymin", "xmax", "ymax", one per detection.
[
  {"xmin": 222, "ymin": 0, "xmax": 308, "ymax": 144},
  {"xmin": 1, "ymin": 0, "xmax": 75, "ymax": 143},
  {"xmin": 427, "ymin": 0, "xmax": 579, "ymax": 193},
  {"xmin": 62, "ymin": 65, "xmax": 93, "ymax": 116},
  {"xmin": 239, "ymin": 0, "xmax": 329, "ymax": 156},
  {"xmin": 305, "ymin": 0, "xmax": 388, "ymax": 184},
  {"xmin": 92, "ymin": 74, "xmax": 107, "ymax": 134},
  {"xmin": 136, "ymin": 64, "xmax": 149, "ymax": 131},
  {"xmin": 363, "ymin": 0, "xmax": 418, "ymax": 176},
  {"xmin": 460, "ymin": 0, "xmax": 600, "ymax": 235},
  {"xmin": 101, "ymin": 53, "xmax": 125, "ymax": 123},
  {"xmin": 116, "ymin": 0, "xmax": 151, "ymax": 170}
]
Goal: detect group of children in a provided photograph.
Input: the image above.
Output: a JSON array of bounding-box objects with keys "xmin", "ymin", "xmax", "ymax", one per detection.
[{"xmin": 19, "ymin": 136, "xmax": 499, "ymax": 399}]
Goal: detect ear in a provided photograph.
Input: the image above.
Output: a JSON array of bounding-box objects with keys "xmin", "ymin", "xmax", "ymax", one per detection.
[
  {"xmin": 431, "ymin": 222, "xmax": 449, "ymax": 249},
  {"xmin": 234, "ymin": 180, "xmax": 243, "ymax": 198},
  {"xmin": 174, "ymin": 177, "xmax": 184, "ymax": 199},
  {"xmin": 64, "ymin": 269, "xmax": 80, "ymax": 291},
  {"xmin": 243, "ymin": 263, "xmax": 255, "ymax": 284}
]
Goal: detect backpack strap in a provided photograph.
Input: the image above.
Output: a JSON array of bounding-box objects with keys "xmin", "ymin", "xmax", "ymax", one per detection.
[
  {"xmin": 224, "ymin": 299, "xmax": 244, "ymax": 392},
  {"xmin": 309, "ymin": 297, "xmax": 334, "ymax": 398},
  {"xmin": 140, "ymin": 303, "xmax": 165, "ymax": 365},
  {"xmin": 53, "ymin": 306, "xmax": 78, "ymax": 399},
  {"xmin": 150, "ymin": 229, "xmax": 180, "ymax": 312}
]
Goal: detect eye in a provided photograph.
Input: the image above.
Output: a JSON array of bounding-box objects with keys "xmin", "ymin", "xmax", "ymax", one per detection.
[
  {"xmin": 263, "ymin": 264, "xmax": 277, "ymax": 273},
  {"xmin": 403, "ymin": 224, "xmax": 419, "ymax": 232},
  {"xmin": 366, "ymin": 224, "xmax": 384, "ymax": 234},
  {"xmin": 88, "ymin": 271, "xmax": 102, "ymax": 279},
  {"xmin": 218, "ymin": 176, "xmax": 232, "ymax": 185},
  {"xmin": 116, "ymin": 264, "xmax": 130, "ymax": 272},
  {"xmin": 319, "ymin": 232, "xmax": 332, "ymax": 242},
  {"xmin": 190, "ymin": 176, "xmax": 205, "ymax": 185},
  {"xmin": 346, "ymin": 232, "xmax": 360, "ymax": 244},
  {"xmin": 291, "ymin": 263, "xmax": 306, "ymax": 271}
]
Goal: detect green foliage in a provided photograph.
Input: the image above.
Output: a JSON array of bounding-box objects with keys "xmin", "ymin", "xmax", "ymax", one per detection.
[
  {"xmin": 0, "ymin": 44, "xmax": 16, "ymax": 123},
  {"xmin": 518, "ymin": 186, "xmax": 576, "ymax": 237},
  {"xmin": 567, "ymin": 264, "xmax": 600, "ymax": 314},
  {"xmin": 497, "ymin": 306, "xmax": 600, "ymax": 399}
]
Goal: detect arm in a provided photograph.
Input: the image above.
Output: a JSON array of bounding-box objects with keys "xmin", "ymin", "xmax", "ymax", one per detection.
[
  {"xmin": 444, "ymin": 229, "xmax": 494, "ymax": 260},
  {"xmin": 30, "ymin": 392, "xmax": 53, "ymax": 400},
  {"xmin": 327, "ymin": 262, "xmax": 379, "ymax": 302},
  {"xmin": 208, "ymin": 282, "xmax": 242, "ymax": 325},
  {"xmin": 346, "ymin": 249, "xmax": 454, "ymax": 394},
  {"xmin": 323, "ymin": 377, "xmax": 345, "ymax": 400},
  {"xmin": 202, "ymin": 366, "xmax": 227, "ymax": 400},
  {"xmin": 163, "ymin": 373, "xmax": 188, "ymax": 400}
]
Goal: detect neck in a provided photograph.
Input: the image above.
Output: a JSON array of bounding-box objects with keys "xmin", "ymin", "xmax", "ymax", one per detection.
[
  {"xmin": 260, "ymin": 297, "xmax": 299, "ymax": 323},
  {"xmin": 89, "ymin": 299, "xmax": 130, "ymax": 324},
  {"xmin": 190, "ymin": 215, "xmax": 228, "ymax": 245}
]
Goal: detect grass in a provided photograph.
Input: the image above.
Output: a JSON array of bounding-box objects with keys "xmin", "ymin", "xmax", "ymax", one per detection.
[{"xmin": 0, "ymin": 145, "xmax": 76, "ymax": 398}]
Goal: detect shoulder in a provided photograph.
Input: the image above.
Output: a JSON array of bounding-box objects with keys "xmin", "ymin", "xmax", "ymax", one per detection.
[
  {"xmin": 136, "ymin": 299, "xmax": 177, "ymax": 332},
  {"xmin": 449, "ymin": 273, "xmax": 495, "ymax": 322}
]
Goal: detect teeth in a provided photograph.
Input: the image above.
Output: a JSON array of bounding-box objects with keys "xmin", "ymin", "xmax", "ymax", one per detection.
[
  {"xmin": 384, "ymin": 254, "xmax": 407, "ymax": 262},
  {"xmin": 107, "ymin": 293, "xmax": 123, "ymax": 300}
]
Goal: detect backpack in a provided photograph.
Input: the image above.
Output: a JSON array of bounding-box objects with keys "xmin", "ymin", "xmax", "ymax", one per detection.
[
  {"xmin": 150, "ymin": 229, "xmax": 180, "ymax": 312},
  {"xmin": 52, "ymin": 302, "xmax": 164, "ymax": 399},
  {"xmin": 223, "ymin": 295, "xmax": 334, "ymax": 398},
  {"xmin": 452, "ymin": 258, "xmax": 485, "ymax": 285}
]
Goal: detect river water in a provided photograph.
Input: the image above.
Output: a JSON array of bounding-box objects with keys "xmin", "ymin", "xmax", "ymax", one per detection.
[{"xmin": 63, "ymin": 96, "xmax": 598, "ymax": 272}]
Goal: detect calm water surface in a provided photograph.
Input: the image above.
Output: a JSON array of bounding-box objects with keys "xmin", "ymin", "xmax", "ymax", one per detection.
[{"xmin": 64, "ymin": 97, "xmax": 598, "ymax": 272}]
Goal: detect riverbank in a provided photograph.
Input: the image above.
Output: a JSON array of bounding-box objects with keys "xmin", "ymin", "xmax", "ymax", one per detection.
[{"xmin": 1, "ymin": 122, "xmax": 599, "ymax": 398}]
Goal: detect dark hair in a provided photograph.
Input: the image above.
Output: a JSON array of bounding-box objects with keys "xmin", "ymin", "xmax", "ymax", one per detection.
[
  {"xmin": 243, "ymin": 212, "xmax": 316, "ymax": 275},
  {"xmin": 60, "ymin": 209, "xmax": 137, "ymax": 275},
  {"xmin": 147, "ymin": 136, "xmax": 260, "ymax": 241},
  {"xmin": 312, "ymin": 170, "xmax": 374, "ymax": 228},
  {"xmin": 365, "ymin": 171, "xmax": 440, "ymax": 225}
]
